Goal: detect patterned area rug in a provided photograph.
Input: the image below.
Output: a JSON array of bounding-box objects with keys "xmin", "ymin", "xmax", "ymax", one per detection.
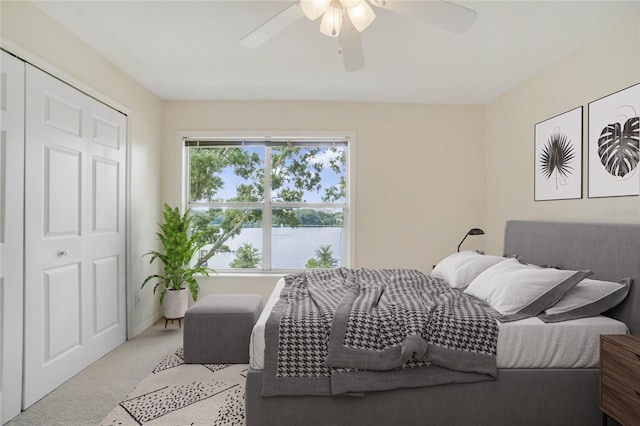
[{"xmin": 100, "ymin": 347, "xmax": 247, "ymax": 425}]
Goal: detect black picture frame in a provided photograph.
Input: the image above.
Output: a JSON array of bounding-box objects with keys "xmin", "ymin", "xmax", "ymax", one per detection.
[
  {"xmin": 534, "ymin": 106, "xmax": 583, "ymax": 201},
  {"xmin": 587, "ymin": 83, "xmax": 640, "ymax": 198}
]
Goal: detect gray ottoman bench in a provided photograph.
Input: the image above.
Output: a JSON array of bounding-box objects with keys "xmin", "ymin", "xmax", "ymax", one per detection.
[{"xmin": 183, "ymin": 294, "xmax": 263, "ymax": 364}]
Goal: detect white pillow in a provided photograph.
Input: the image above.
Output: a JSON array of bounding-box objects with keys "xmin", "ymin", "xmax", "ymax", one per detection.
[
  {"xmin": 538, "ymin": 278, "xmax": 631, "ymax": 323},
  {"xmin": 431, "ymin": 251, "xmax": 508, "ymax": 289},
  {"xmin": 463, "ymin": 258, "xmax": 592, "ymax": 322}
]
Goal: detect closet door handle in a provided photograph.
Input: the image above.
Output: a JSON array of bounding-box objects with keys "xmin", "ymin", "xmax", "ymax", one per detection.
[{"xmin": 58, "ymin": 250, "xmax": 69, "ymax": 256}]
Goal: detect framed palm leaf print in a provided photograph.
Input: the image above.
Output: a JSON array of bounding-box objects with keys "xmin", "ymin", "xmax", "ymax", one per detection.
[
  {"xmin": 588, "ymin": 83, "xmax": 640, "ymax": 198},
  {"xmin": 534, "ymin": 106, "xmax": 583, "ymax": 201}
]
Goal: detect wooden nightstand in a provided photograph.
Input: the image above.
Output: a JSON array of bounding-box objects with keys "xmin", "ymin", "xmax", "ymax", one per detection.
[{"xmin": 600, "ymin": 334, "xmax": 640, "ymax": 426}]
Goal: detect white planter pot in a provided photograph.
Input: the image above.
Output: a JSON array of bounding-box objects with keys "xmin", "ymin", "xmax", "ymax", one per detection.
[{"xmin": 164, "ymin": 287, "xmax": 188, "ymax": 319}]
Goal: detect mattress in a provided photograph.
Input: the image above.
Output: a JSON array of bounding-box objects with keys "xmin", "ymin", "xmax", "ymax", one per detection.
[{"xmin": 249, "ymin": 278, "xmax": 629, "ymax": 370}]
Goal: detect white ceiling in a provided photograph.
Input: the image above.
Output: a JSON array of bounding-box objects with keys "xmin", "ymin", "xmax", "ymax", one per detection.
[{"xmin": 32, "ymin": 0, "xmax": 640, "ymax": 104}]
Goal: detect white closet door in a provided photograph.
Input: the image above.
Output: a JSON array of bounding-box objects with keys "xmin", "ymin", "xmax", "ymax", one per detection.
[
  {"xmin": 0, "ymin": 51, "xmax": 25, "ymax": 424},
  {"xmin": 23, "ymin": 64, "xmax": 126, "ymax": 408},
  {"xmin": 85, "ymin": 94, "xmax": 127, "ymax": 365}
]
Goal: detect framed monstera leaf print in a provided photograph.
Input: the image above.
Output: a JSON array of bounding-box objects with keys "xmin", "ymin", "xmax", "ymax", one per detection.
[
  {"xmin": 534, "ymin": 106, "xmax": 583, "ymax": 201},
  {"xmin": 588, "ymin": 84, "xmax": 640, "ymax": 198}
]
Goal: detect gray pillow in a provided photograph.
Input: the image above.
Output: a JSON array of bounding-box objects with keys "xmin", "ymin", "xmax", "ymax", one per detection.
[{"xmin": 537, "ymin": 278, "xmax": 631, "ymax": 323}]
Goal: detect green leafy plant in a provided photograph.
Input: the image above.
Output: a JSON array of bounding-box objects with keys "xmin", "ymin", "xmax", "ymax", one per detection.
[
  {"xmin": 230, "ymin": 243, "xmax": 261, "ymax": 269},
  {"xmin": 141, "ymin": 204, "xmax": 215, "ymax": 304},
  {"xmin": 306, "ymin": 245, "xmax": 338, "ymax": 269}
]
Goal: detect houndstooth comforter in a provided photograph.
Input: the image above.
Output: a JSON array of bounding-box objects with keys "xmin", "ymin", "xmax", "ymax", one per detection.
[{"xmin": 261, "ymin": 268, "xmax": 498, "ymax": 396}]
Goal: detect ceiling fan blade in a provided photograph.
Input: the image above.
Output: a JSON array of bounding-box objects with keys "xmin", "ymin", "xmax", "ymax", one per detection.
[
  {"xmin": 239, "ymin": 2, "xmax": 304, "ymax": 48},
  {"xmin": 339, "ymin": 16, "xmax": 365, "ymax": 72},
  {"xmin": 374, "ymin": 0, "xmax": 477, "ymax": 34}
]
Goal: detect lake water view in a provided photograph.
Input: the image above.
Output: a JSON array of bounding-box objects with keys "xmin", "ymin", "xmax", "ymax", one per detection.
[{"xmin": 202, "ymin": 227, "xmax": 345, "ymax": 270}]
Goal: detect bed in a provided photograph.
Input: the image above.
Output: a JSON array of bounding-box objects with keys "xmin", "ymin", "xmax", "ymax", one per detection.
[{"xmin": 245, "ymin": 220, "xmax": 640, "ymax": 426}]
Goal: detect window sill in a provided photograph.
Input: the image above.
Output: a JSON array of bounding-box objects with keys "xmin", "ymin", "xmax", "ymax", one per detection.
[{"xmin": 198, "ymin": 271, "xmax": 288, "ymax": 279}]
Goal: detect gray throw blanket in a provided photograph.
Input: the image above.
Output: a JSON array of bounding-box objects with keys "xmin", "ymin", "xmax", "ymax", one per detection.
[{"xmin": 262, "ymin": 268, "xmax": 498, "ymax": 396}]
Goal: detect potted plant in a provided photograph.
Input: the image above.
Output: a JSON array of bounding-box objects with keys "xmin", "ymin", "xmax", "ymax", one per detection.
[{"xmin": 141, "ymin": 203, "xmax": 214, "ymax": 319}]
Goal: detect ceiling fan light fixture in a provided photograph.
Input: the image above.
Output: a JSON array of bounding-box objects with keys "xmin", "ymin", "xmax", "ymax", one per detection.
[
  {"xmin": 347, "ymin": 1, "xmax": 375, "ymax": 32},
  {"xmin": 319, "ymin": 4, "xmax": 344, "ymax": 37},
  {"xmin": 301, "ymin": 0, "xmax": 332, "ymax": 20}
]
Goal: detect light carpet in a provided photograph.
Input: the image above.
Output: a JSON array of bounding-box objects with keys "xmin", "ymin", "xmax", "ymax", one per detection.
[{"xmin": 100, "ymin": 347, "xmax": 247, "ymax": 425}]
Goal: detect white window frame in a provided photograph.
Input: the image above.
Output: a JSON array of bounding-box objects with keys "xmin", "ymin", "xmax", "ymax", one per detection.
[{"xmin": 178, "ymin": 130, "xmax": 356, "ymax": 274}]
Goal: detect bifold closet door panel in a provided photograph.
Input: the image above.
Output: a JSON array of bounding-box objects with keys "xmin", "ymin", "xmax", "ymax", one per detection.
[
  {"xmin": 23, "ymin": 64, "xmax": 127, "ymax": 408},
  {"xmin": 0, "ymin": 50, "xmax": 26, "ymax": 424},
  {"xmin": 84, "ymin": 94, "xmax": 127, "ymax": 366}
]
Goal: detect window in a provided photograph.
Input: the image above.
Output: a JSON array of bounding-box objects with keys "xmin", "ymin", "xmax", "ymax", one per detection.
[{"xmin": 184, "ymin": 135, "xmax": 351, "ymax": 272}]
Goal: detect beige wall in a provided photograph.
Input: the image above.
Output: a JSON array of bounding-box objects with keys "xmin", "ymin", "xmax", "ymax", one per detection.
[
  {"xmin": 1, "ymin": 1, "xmax": 165, "ymax": 336},
  {"xmin": 162, "ymin": 101, "xmax": 487, "ymax": 299},
  {"xmin": 484, "ymin": 14, "xmax": 640, "ymax": 255}
]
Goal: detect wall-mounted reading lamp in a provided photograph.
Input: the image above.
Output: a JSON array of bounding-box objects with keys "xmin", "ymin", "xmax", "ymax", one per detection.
[{"xmin": 457, "ymin": 228, "xmax": 485, "ymax": 252}]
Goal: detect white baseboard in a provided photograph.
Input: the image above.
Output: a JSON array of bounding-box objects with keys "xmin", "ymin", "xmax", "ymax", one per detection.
[{"xmin": 130, "ymin": 313, "xmax": 163, "ymax": 339}]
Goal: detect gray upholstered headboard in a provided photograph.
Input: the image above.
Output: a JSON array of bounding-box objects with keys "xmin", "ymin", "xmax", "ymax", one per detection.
[{"xmin": 504, "ymin": 220, "xmax": 640, "ymax": 334}]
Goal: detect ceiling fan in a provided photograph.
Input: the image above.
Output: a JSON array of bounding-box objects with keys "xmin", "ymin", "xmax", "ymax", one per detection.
[{"xmin": 239, "ymin": 0, "xmax": 477, "ymax": 72}]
